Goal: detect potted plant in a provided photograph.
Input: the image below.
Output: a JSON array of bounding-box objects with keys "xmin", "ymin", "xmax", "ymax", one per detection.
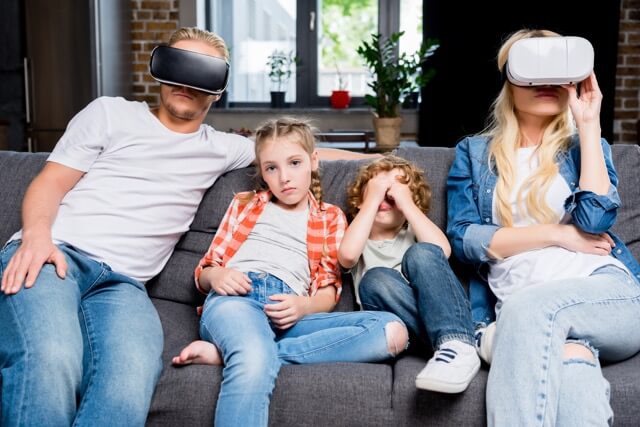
[
  {"xmin": 266, "ymin": 50, "xmax": 297, "ymax": 108},
  {"xmin": 330, "ymin": 65, "xmax": 350, "ymax": 109},
  {"xmin": 357, "ymin": 32, "xmax": 439, "ymax": 150}
]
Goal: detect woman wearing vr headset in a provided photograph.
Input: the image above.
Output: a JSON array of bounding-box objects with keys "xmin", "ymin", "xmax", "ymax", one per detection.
[{"xmin": 447, "ymin": 29, "xmax": 640, "ymax": 426}]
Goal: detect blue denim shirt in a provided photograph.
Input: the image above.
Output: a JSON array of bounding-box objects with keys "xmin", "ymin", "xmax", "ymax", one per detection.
[{"xmin": 446, "ymin": 135, "xmax": 640, "ymax": 326}]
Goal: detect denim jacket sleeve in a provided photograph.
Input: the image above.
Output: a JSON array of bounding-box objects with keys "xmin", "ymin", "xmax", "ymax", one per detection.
[
  {"xmin": 446, "ymin": 137, "xmax": 499, "ymax": 266},
  {"xmin": 564, "ymin": 139, "xmax": 621, "ymax": 234}
]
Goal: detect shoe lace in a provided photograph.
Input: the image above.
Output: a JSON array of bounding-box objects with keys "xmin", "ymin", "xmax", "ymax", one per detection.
[{"xmin": 434, "ymin": 347, "xmax": 458, "ymax": 363}]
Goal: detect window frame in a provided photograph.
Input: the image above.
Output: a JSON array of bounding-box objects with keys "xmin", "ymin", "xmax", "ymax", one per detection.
[{"xmin": 203, "ymin": 0, "xmax": 407, "ymax": 108}]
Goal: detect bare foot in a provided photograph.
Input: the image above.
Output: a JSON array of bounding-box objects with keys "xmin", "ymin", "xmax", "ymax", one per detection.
[{"xmin": 172, "ymin": 340, "xmax": 223, "ymax": 366}]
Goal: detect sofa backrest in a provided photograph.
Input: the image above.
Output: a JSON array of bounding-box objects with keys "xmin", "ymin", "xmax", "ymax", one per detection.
[
  {"xmin": 0, "ymin": 151, "xmax": 48, "ymax": 245},
  {"xmin": 2, "ymin": 145, "xmax": 639, "ymax": 309}
]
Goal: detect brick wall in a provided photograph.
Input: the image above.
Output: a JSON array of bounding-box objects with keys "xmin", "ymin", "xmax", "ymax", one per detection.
[
  {"xmin": 616, "ymin": 0, "xmax": 640, "ymax": 144},
  {"xmin": 130, "ymin": 0, "xmax": 180, "ymax": 105},
  {"xmin": 129, "ymin": 1, "xmax": 640, "ymax": 144}
]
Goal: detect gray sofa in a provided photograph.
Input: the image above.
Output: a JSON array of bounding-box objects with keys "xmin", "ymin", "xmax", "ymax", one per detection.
[{"xmin": 1, "ymin": 145, "xmax": 640, "ymax": 426}]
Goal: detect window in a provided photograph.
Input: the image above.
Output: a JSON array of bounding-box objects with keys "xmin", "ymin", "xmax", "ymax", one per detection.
[{"xmin": 200, "ymin": 0, "xmax": 423, "ymax": 107}]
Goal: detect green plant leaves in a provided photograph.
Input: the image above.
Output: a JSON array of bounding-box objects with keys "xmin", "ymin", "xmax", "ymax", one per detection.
[{"xmin": 356, "ymin": 31, "xmax": 439, "ymax": 117}]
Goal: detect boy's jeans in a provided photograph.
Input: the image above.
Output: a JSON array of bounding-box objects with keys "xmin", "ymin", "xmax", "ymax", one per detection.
[
  {"xmin": 0, "ymin": 240, "xmax": 163, "ymax": 427},
  {"xmin": 359, "ymin": 242, "xmax": 475, "ymax": 349},
  {"xmin": 487, "ymin": 265, "xmax": 640, "ymax": 427},
  {"xmin": 200, "ymin": 271, "xmax": 403, "ymax": 427}
]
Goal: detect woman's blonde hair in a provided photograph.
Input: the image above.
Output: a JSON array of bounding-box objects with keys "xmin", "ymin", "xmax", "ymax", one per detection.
[
  {"xmin": 253, "ymin": 117, "xmax": 323, "ymax": 204},
  {"xmin": 168, "ymin": 27, "xmax": 229, "ymax": 61},
  {"xmin": 484, "ymin": 29, "xmax": 576, "ymax": 227},
  {"xmin": 347, "ymin": 154, "xmax": 431, "ymax": 221}
]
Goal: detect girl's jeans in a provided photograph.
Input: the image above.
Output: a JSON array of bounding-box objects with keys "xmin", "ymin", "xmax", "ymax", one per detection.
[
  {"xmin": 0, "ymin": 240, "xmax": 163, "ymax": 427},
  {"xmin": 200, "ymin": 271, "xmax": 403, "ymax": 427},
  {"xmin": 487, "ymin": 265, "xmax": 640, "ymax": 427},
  {"xmin": 358, "ymin": 242, "xmax": 475, "ymax": 349}
]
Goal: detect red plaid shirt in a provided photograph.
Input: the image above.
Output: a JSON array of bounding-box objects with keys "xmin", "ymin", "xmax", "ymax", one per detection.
[{"xmin": 195, "ymin": 190, "xmax": 347, "ymax": 299}]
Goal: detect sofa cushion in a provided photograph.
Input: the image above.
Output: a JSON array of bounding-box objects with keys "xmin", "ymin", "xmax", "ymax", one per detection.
[
  {"xmin": 0, "ymin": 152, "xmax": 48, "ymax": 245},
  {"xmin": 148, "ymin": 297, "xmax": 395, "ymax": 427},
  {"xmin": 609, "ymin": 144, "xmax": 640, "ymax": 261}
]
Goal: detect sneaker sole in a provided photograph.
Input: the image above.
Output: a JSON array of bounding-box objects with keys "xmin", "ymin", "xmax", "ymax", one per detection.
[{"xmin": 415, "ymin": 362, "xmax": 481, "ymax": 394}]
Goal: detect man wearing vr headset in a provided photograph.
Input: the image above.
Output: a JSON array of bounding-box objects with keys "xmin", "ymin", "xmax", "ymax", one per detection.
[
  {"xmin": 447, "ymin": 29, "xmax": 640, "ymax": 426},
  {"xmin": 0, "ymin": 26, "xmax": 369, "ymax": 426}
]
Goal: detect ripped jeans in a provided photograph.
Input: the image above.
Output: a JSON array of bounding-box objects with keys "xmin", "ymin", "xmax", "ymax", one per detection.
[
  {"xmin": 200, "ymin": 272, "xmax": 404, "ymax": 427},
  {"xmin": 486, "ymin": 265, "xmax": 640, "ymax": 427}
]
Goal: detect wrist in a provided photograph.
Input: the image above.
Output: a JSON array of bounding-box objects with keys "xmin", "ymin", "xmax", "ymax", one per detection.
[
  {"xmin": 545, "ymin": 224, "xmax": 563, "ymax": 247},
  {"xmin": 21, "ymin": 226, "xmax": 51, "ymax": 241}
]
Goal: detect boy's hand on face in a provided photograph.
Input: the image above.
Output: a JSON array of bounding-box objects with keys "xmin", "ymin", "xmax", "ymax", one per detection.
[
  {"xmin": 387, "ymin": 177, "xmax": 415, "ymax": 213},
  {"xmin": 363, "ymin": 172, "xmax": 393, "ymax": 206}
]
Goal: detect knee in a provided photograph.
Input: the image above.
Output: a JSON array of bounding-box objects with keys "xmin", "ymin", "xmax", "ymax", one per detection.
[
  {"xmin": 359, "ymin": 268, "xmax": 396, "ymax": 301},
  {"xmin": 563, "ymin": 342, "xmax": 597, "ymax": 363},
  {"xmin": 384, "ymin": 321, "xmax": 409, "ymax": 356},
  {"xmin": 225, "ymin": 347, "xmax": 280, "ymax": 388},
  {"xmin": 29, "ymin": 337, "xmax": 83, "ymax": 376},
  {"xmin": 404, "ymin": 242, "xmax": 444, "ymax": 265}
]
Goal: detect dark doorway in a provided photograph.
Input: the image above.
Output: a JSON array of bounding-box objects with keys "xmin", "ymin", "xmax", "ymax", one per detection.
[{"xmin": 420, "ymin": 1, "xmax": 621, "ymax": 147}]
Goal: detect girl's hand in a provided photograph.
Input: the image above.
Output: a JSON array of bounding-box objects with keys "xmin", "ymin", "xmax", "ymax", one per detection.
[
  {"xmin": 563, "ymin": 72, "xmax": 602, "ymax": 130},
  {"xmin": 207, "ymin": 267, "xmax": 252, "ymax": 295},
  {"xmin": 264, "ymin": 294, "xmax": 310, "ymax": 329},
  {"xmin": 558, "ymin": 224, "xmax": 614, "ymax": 256},
  {"xmin": 387, "ymin": 179, "xmax": 415, "ymax": 212}
]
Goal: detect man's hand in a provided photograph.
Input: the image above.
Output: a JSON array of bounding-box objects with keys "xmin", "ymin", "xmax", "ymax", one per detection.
[
  {"xmin": 1, "ymin": 234, "xmax": 67, "ymax": 295},
  {"xmin": 264, "ymin": 294, "xmax": 310, "ymax": 330},
  {"xmin": 206, "ymin": 267, "xmax": 252, "ymax": 296}
]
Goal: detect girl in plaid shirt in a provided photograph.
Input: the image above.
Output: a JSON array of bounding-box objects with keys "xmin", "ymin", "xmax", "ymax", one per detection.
[{"xmin": 172, "ymin": 117, "xmax": 408, "ymax": 427}]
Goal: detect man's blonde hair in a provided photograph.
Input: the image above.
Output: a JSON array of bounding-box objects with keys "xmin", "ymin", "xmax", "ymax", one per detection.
[
  {"xmin": 168, "ymin": 27, "xmax": 229, "ymax": 61},
  {"xmin": 347, "ymin": 154, "xmax": 431, "ymax": 221}
]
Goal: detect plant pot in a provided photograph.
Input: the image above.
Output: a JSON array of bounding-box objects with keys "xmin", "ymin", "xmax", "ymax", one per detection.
[
  {"xmin": 372, "ymin": 116, "xmax": 403, "ymax": 152},
  {"xmin": 330, "ymin": 90, "xmax": 350, "ymax": 109},
  {"xmin": 270, "ymin": 91, "xmax": 286, "ymax": 108}
]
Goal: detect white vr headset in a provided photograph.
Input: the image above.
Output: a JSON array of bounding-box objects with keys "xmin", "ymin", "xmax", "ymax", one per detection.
[{"xmin": 505, "ymin": 36, "xmax": 594, "ymax": 86}]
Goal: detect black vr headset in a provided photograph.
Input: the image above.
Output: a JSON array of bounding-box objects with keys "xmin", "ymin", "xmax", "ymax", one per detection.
[{"xmin": 149, "ymin": 45, "xmax": 230, "ymax": 95}]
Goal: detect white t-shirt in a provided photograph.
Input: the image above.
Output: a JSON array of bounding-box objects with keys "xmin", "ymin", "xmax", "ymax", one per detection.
[
  {"xmin": 489, "ymin": 146, "xmax": 627, "ymax": 311},
  {"xmin": 352, "ymin": 227, "xmax": 416, "ymax": 305},
  {"xmin": 227, "ymin": 202, "xmax": 311, "ymax": 296},
  {"xmin": 10, "ymin": 96, "xmax": 254, "ymax": 283}
]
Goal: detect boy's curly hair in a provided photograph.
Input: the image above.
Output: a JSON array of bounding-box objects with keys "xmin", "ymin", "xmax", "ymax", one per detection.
[{"xmin": 347, "ymin": 154, "xmax": 431, "ymax": 221}]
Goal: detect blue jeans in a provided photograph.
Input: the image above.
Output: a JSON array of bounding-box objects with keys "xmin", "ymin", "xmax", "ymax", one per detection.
[
  {"xmin": 358, "ymin": 242, "xmax": 475, "ymax": 349},
  {"xmin": 487, "ymin": 265, "xmax": 640, "ymax": 427},
  {"xmin": 0, "ymin": 240, "xmax": 163, "ymax": 427},
  {"xmin": 200, "ymin": 271, "xmax": 403, "ymax": 427}
]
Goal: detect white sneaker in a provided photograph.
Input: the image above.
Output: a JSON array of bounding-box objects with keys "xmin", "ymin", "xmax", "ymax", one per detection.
[
  {"xmin": 475, "ymin": 322, "xmax": 496, "ymax": 365},
  {"xmin": 415, "ymin": 340, "xmax": 480, "ymax": 393}
]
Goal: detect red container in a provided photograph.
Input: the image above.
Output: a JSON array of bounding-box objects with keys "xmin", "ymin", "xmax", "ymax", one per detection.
[{"xmin": 330, "ymin": 90, "xmax": 350, "ymax": 109}]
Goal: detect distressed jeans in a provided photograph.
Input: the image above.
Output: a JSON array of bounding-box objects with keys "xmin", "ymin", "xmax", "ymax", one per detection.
[
  {"xmin": 200, "ymin": 271, "xmax": 403, "ymax": 427},
  {"xmin": 487, "ymin": 265, "xmax": 640, "ymax": 427},
  {"xmin": 358, "ymin": 242, "xmax": 475, "ymax": 349},
  {"xmin": 0, "ymin": 240, "xmax": 163, "ymax": 427}
]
